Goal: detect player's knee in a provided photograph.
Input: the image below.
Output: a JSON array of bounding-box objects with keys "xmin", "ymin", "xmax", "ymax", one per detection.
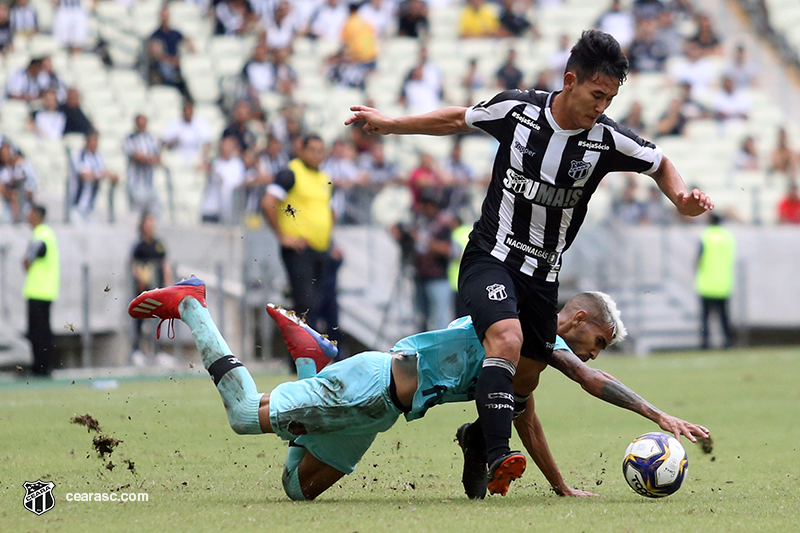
[
  {"xmin": 485, "ymin": 325, "xmax": 523, "ymax": 361},
  {"xmin": 225, "ymin": 394, "xmax": 264, "ymax": 435},
  {"xmin": 282, "ymin": 464, "xmax": 308, "ymax": 501}
]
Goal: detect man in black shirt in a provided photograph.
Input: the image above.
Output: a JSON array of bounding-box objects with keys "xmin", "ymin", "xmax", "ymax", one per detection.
[
  {"xmin": 347, "ymin": 30, "xmax": 713, "ymax": 498},
  {"xmin": 131, "ymin": 212, "xmax": 172, "ymax": 362},
  {"xmin": 59, "ymin": 88, "xmax": 94, "ymax": 135}
]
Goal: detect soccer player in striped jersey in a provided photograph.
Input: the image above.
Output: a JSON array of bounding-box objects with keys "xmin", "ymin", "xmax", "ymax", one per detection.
[{"xmin": 346, "ymin": 29, "xmax": 714, "ymax": 496}]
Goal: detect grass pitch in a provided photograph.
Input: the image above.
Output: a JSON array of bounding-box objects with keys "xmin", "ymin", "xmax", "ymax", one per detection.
[{"xmin": 2, "ymin": 347, "xmax": 799, "ymax": 533}]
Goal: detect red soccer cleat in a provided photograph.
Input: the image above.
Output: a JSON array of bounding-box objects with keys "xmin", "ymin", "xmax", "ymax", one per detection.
[
  {"xmin": 486, "ymin": 452, "xmax": 526, "ymax": 496},
  {"xmin": 128, "ymin": 276, "xmax": 206, "ymax": 338},
  {"xmin": 266, "ymin": 304, "xmax": 337, "ymax": 372}
]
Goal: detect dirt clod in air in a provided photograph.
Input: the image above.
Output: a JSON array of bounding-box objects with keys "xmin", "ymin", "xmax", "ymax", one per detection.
[
  {"xmin": 71, "ymin": 414, "xmax": 103, "ymax": 433},
  {"xmin": 105, "ymin": 461, "xmax": 115, "ymax": 471},
  {"xmin": 93, "ymin": 436, "xmax": 123, "ymax": 458},
  {"xmin": 123, "ymin": 459, "xmax": 136, "ymax": 475},
  {"xmin": 700, "ymin": 436, "xmax": 714, "ymax": 454}
]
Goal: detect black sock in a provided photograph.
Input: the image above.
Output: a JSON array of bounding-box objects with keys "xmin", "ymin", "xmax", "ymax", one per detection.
[{"xmin": 475, "ymin": 358, "xmax": 516, "ymax": 466}]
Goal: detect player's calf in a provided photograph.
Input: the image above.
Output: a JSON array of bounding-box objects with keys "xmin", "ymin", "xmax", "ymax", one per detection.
[{"xmin": 128, "ymin": 276, "xmax": 264, "ymax": 435}]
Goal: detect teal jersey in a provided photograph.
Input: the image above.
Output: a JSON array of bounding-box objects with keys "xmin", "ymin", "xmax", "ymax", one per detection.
[
  {"xmin": 391, "ymin": 316, "xmax": 483, "ymax": 421},
  {"xmin": 391, "ymin": 317, "xmax": 574, "ymax": 421}
]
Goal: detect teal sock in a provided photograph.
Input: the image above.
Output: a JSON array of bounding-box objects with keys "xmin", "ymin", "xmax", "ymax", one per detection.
[
  {"xmin": 282, "ymin": 444, "xmax": 307, "ymax": 501},
  {"xmin": 179, "ymin": 297, "xmax": 263, "ymax": 435},
  {"xmin": 295, "ymin": 358, "xmax": 317, "ymax": 380}
]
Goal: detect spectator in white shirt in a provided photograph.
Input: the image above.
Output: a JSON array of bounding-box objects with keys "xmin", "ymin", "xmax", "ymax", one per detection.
[
  {"xmin": 162, "ymin": 100, "xmax": 212, "ymax": 165},
  {"xmin": 52, "ymin": 0, "xmax": 88, "ymax": 52},
  {"xmin": 595, "ymin": 0, "xmax": 634, "ymax": 49},
  {"xmin": 243, "ymin": 42, "xmax": 275, "ymax": 93},
  {"xmin": 669, "ymin": 41, "xmax": 717, "ymax": 99},
  {"xmin": 263, "ymin": 0, "xmax": 296, "ymax": 51},
  {"xmin": 400, "ymin": 64, "xmax": 442, "ymax": 114},
  {"xmin": 32, "ymin": 90, "xmax": 66, "ymax": 140},
  {"xmin": 5, "ymin": 58, "xmax": 43, "ymax": 101},
  {"xmin": 724, "ymin": 43, "xmax": 758, "ymax": 89},
  {"xmin": 710, "ymin": 76, "xmax": 750, "ymax": 123},
  {"xmin": 547, "ymin": 34, "xmax": 572, "ymax": 91},
  {"xmin": 358, "ymin": 0, "xmax": 396, "ymax": 39},
  {"xmin": 308, "ymin": 0, "xmax": 348, "ymax": 42},
  {"xmin": 200, "ymin": 136, "xmax": 248, "ymax": 224}
]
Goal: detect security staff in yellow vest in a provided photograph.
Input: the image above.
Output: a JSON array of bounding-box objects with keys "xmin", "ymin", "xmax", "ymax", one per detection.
[
  {"xmin": 262, "ymin": 134, "xmax": 338, "ymax": 340},
  {"xmin": 22, "ymin": 204, "xmax": 60, "ymax": 376},
  {"xmin": 695, "ymin": 213, "xmax": 736, "ymax": 349}
]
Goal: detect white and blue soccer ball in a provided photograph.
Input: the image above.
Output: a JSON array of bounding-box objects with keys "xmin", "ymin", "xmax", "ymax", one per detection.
[{"xmin": 622, "ymin": 432, "xmax": 688, "ymax": 498}]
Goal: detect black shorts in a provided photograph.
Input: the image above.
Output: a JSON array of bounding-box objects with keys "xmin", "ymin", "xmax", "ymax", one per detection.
[{"xmin": 458, "ymin": 242, "xmax": 558, "ymax": 362}]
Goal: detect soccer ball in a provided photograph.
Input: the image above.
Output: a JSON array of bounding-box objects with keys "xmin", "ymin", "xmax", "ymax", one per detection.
[{"xmin": 622, "ymin": 432, "xmax": 688, "ymax": 498}]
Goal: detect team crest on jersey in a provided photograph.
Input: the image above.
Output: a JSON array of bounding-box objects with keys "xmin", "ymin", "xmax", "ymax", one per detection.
[
  {"xmin": 486, "ymin": 284, "xmax": 508, "ymax": 301},
  {"xmin": 568, "ymin": 160, "xmax": 592, "ymax": 181},
  {"xmin": 23, "ymin": 480, "xmax": 55, "ymax": 516}
]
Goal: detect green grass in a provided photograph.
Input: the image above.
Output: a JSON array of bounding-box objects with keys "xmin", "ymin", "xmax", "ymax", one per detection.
[{"xmin": 2, "ymin": 348, "xmax": 799, "ymax": 532}]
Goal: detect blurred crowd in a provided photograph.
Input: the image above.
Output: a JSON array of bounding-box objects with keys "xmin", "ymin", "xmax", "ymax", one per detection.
[{"xmin": 0, "ymin": 0, "xmax": 798, "ymax": 229}]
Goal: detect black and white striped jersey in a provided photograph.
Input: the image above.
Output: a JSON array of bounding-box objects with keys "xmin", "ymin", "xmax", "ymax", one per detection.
[
  {"xmin": 465, "ymin": 89, "xmax": 663, "ymax": 282},
  {"xmin": 123, "ymin": 131, "xmax": 160, "ymax": 186}
]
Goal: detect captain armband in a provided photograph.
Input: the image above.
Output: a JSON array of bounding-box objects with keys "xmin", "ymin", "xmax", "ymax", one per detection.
[{"xmin": 513, "ymin": 393, "xmax": 530, "ymax": 418}]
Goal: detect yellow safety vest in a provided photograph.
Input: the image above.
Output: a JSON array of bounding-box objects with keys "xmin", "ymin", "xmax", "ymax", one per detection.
[
  {"xmin": 448, "ymin": 225, "xmax": 472, "ymax": 291},
  {"xmin": 695, "ymin": 226, "xmax": 735, "ymax": 299},
  {"xmin": 23, "ymin": 223, "xmax": 60, "ymax": 301},
  {"xmin": 278, "ymin": 159, "xmax": 333, "ymax": 252}
]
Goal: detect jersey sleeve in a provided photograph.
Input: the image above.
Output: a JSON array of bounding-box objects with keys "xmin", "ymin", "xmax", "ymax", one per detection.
[
  {"xmin": 600, "ymin": 117, "xmax": 663, "ymax": 175},
  {"xmin": 266, "ymin": 168, "xmax": 295, "ymax": 201},
  {"xmin": 465, "ymin": 90, "xmax": 524, "ymax": 141}
]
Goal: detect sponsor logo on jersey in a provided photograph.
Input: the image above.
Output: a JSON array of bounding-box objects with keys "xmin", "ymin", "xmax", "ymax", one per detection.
[
  {"xmin": 568, "ymin": 160, "xmax": 592, "ymax": 181},
  {"xmin": 511, "ymin": 111, "xmax": 541, "ymax": 130},
  {"xmin": 513, "ymin": 140, "xmax": 535, "ymax": 157},
  {"xmin": 504, "ymin": 168, "xmax": 584, "ymax": 207},
  {"xmin": 486, "ymin": 283, "xmax": 507, "ymax": 301},
  {"xmin": 577, "ymin": 140, "xmax": 610, "ymax": 151},
  {"xmin": 545, "ymin": 341, "xmax": 556, "ymax": 350},
  {"xmin": 503, "ymin": 236, "xmax": 559, "ymax": 264}
]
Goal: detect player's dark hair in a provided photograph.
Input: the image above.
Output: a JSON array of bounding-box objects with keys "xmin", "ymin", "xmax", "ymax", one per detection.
[
  {"xmin": 301, "ymin": 134, "xmax": 323, "ymax": 149},
  {"xmin": 31, "ymin": 204, "xmax": 46, "ymax": 220},
  {"xmin": 565, "ymin": 30, "xmax": 629, "ymax": 86}
]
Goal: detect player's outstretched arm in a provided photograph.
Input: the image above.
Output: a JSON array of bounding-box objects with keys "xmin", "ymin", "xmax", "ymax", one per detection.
[
  {"xmin": 549, "ymin": 349, "xmax": 710, "ymax": 443},
  {"xmin": 513, "ymin": 396, "xmax": 599, "ymax": 497},
  {"xmin": 345, "ymin": 105, "xmax": 472, "ymax": 136},
  {"xmin": 651, "ymin": 155, "xmax": 714, "ymax": 217}
]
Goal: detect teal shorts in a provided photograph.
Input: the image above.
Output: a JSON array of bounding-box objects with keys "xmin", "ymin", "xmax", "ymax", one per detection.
[{"xmin": 269, "ymin": 351, "xmax": 402, "ymax": 474}]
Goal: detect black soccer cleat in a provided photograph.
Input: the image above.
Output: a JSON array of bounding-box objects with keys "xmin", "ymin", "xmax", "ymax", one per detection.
[
  {"xmin": 455, "ymin": 422, "xmax": 488, "ymax": 499},
  {"xmin": 487, "ymin": 451, "xmax": 526, "ymax": 496}
]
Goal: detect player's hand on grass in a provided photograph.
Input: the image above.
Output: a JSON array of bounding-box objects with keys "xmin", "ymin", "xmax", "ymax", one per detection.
[
  {"xmin": 555, "ymin": 485, "xmax": 599, "ymax": 497},
  {"xmin": 676, "ymin": 188, "xmax": 714, "ymax": 216},
  {"xmin": 657, "ymin": 413, "xmax": 710, "ymax": 443},
  {"xmin": 346, "ymin": 105, "xmax": 394, "ymax": 135}
]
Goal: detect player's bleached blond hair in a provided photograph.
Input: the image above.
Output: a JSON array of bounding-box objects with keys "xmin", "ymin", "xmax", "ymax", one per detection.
[
  {"xmin": 565, "ymin": 291, "xmax": 628, "ymax": 346},
  {"xmin": 586, "ymin": 291, "xmax": 627, "ymax": 346}
]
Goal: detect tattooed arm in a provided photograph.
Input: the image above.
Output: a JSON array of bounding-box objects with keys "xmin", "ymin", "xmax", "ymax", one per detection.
[{"xmin": 548, "ymin": 349, "xmax": 709, "ymax": 443}]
